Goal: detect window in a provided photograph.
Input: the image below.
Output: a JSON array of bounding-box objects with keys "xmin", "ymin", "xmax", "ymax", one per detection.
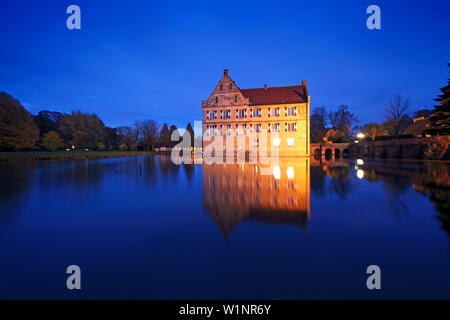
[
  {"xmin": 255, "ymin": 124, "xmax": 262, "ymax": 132},
  {"xmin": 234, "ymin": 95, "xmax": 238, "ymax": 103},
  {"xmin": 220, "ymin": 110, "xmax": 223, "ymax": 119},
  {"xmin": 268, "ymin": 108, "xmax": 271, "ymax": 117},
  {"xmin": 249, "ymin": 124, "xmax": 254, "ymax": 133},
  {"xmin": 229, "ymin": 83, "xmax": 232, "ymax": 90},
  {"xmin": 206, "ymin": 110, "xmax": 210, "ymax": 120},
  {"xmin": 287, "ymin": 138, "xmax": 294, "ymax": 146},
  {"xmin": 215, "ymin": 96, "xmax": 218, "ymax": 104},
  {"xmin": 239, "ymin": 109, "xmax": 247, "ymax": 118},
  {"xmin": 220, "ymin": 84, "xmax": 223, "ymax": 90},
  {"xmin": 273, "ymin": 138, "xmax": 281, "ymax": 146},
  {"xmin": 269, "ymin": 123, "xmax": 280, "ymax": 132},
  {"xmin": 285, "ymin": 107, "xmax": 297, "ymax": 116},
  {"xmin": 210, "ymin": 110, "xmax": 217, "ymax": 119},
  {"xmin": 225, "ymin": 110, "xmax": 231, "ymax": 119},
  {"xmin": 235, "ymin": 109, "xmax": 239, "ymax": 118},
  {"xmin": 235, "ymin": 124, "xmax": 239, "ymax": 135},
  {"xmin": 206, "ymin": 125, "xmax": 210, "ymax": 136},
  {"xmin": 226, "ymin": 124, "xmax": 231, "ymax": 135},
  {"xmin": 242, "ymin": 124, "xmax": 247, "ymax": 134},
  {"xmin": 285, "ymin": 122, "xmax": 297, "ymax": 132},
  {"xmin": 253, "ymin": 108, "xmax": 262, "ymax": 117},
  {"xmin": 211, "ymin": 125, "xmax": 217, "ymax": 136},
  {"xmin": 273, "ymin": 107, "xmax": 280, "ymax": 116}
]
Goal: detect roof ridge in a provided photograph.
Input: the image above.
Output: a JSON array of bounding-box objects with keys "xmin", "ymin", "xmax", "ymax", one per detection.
[{"xmin": 241, "ymin": 85, "xmax": 303, "ymax": 91}]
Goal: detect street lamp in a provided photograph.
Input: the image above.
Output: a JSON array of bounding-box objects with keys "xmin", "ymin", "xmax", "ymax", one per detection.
[{"xmin": 356, "ymin": 133, "xmax": 365, "ymax": 139}]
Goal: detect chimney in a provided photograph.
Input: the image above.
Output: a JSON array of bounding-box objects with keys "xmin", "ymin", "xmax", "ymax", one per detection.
[
  {"xmin": 302, "ymin": 80, "xmax": 307, "ymax": 87},
  {"xmin": 223, "ymin": 69, "xmax": 229, "ymax": 76},
  {"xmin": 264, "ymin": 84, "xmax": 268, "ymax": 90}
]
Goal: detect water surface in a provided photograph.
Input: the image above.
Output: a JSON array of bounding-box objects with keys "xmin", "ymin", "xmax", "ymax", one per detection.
[{"xmin": 0, "ymin": 156, "xmax": 449, "ymax": 299}]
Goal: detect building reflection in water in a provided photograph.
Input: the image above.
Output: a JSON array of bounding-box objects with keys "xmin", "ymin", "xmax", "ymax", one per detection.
[{"xmin": 203, "ymin": 159, "xmax": 310, "ymax": 240}]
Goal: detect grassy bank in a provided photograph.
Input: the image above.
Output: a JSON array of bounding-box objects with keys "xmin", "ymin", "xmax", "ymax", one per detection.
[{"xmin": 0, "ymin": 151, "xmax": 155, "ymax": 162}]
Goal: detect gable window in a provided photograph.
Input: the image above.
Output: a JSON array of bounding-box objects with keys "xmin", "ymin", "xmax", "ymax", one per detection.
[
  {"xmin": 215, "ymin": 96, "xmax": 218, "ymax": 104},
  {"xmin": 220, "ymin": 84, "xmax": 223, "ymax": 91},
  {"xmin": 229, "ymin": 83, "xmax": 232, "ymax": 90},
  {"xmin": 234, "ymin": 95, "xmax": 238, "ymax": 103}
]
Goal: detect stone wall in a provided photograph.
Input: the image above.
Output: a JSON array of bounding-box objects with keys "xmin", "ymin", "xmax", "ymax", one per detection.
[{"xmin": 349, "ymin": 136, "xmax": 450, "ymax": 160}]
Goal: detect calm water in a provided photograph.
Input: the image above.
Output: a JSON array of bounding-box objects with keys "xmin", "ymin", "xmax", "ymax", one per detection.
[{"xmin": 0, "ymin": 156, "xmax": 449, "ymax": 299}]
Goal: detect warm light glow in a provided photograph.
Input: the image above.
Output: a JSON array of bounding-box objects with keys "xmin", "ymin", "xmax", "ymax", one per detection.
[
  {"xmin": 255, "ymin": 165, "xmax": 258, "ymax": 173},
  {"xmin": 356, "ymin": 159, "xmax": 364, "ymax": 165},
  {"xmin": 273, "ymin": 138, "xmax": 281, "ymax": 147},
  {"xmin": 287, "ymin": 166, "xmax": 294, "ymax": 179},
  {"xmin": 354, "ymin": 140, "xmax": 359, "ymax": 143},
  {"xmin": 287, "ymin": 138, "xmax": 294, "ymax": 146},
  {"xmin": 357, "ymin": 133, "xmax": 365, "ymax": 139},
  {"xmin": 357, "ymin": 169, "xmax": 364, "ymax": 179},
  {"xmin": 273, "ymin": 166, "xmax": 281, "ymax": 180}
]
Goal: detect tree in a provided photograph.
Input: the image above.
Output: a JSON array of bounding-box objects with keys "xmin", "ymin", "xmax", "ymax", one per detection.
[
  {"xmin": 184, "ymin": 123, "xmax": 195, "ymax": 148},
  {"xmin": 328, "ymin": 105, "xmax": 358, "ymax": 141},
  {"xmin": 310, "ymin": 107, "xmax": 328, "ymax": 143},
  {"xmin": 104, "ymin": 127, "xmax": 120, "ymax": 150},
  {"xmin": 117, "ymin": 126, "xmax": 138, "ymax": 151},
  {"xmin": 362, "ymin": 123, "xmax": 387, "ymax": 141},
  {"xmin": 169, "ymin": 125, "xmax": 179, "ymax": 148},
  {"xmin": 159, "ymin": 123, "xmax": 170, "ymax": 148},
  {"xmin": 137, "ymin": 120, "xmax": 160, "ymax": 151},
  {"xmin": 384, "ymin": 94, "xmax": 412, "ymax": 136},
  {"xmin": 427, "ymin": 63, "xmax": 450, "ymax": 136},
  {"xmin": 58, "ymin": 111, "xmax": 105, "ymax": 149},
  {"xmin": 34, "ymin": 110, "xmax": 63, "ymax": 135},
  {"xmin": 41, "ymin": 131, "xmax": 65, "ymax": 151},
  {"xmin": 0, "ymin": 92, "xmax": 39, "ymax": 150}
]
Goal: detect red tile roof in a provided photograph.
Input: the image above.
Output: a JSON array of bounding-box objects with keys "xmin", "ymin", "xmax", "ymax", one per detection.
[{"xmin": 240, "ymin": 85, "xmax": 308, "ymax": 106}]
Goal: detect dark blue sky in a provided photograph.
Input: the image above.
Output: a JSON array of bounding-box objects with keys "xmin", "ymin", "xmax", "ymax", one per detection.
[{"xmin": 1, "ymin": 0, "xmax": 449, "ymax": 129}]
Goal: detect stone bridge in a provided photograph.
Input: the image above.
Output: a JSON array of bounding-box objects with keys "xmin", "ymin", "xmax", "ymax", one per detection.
[{"xmin": 310, "ymin": 143, "xmax": 350, "ymax": 159}]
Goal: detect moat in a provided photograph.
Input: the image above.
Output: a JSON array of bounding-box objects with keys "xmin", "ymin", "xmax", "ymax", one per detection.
[{"xmin": 0, "ymin": 156, "xmax": 449, "ymax": 299}]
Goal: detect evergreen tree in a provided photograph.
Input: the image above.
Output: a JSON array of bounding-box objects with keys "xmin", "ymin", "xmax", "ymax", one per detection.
[
  {"xmin": 159, "ymin": 123, "xmax": 170, "ymax": 147},
  {"xmin": 168, "ymin": 124, "xmax": 179, "ymax": 148},
  {"xmin": 427, "ymin": 63, "xmax": 450, "ymax": 136},
  {"xmin": 184, "ymin": 123, "xmax": 195, "ymax": 147}
]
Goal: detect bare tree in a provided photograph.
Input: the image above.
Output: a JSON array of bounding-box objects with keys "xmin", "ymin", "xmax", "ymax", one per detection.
[{"xmin": 384, "ymin": 94, "xmax": 413, "ymax": 136}]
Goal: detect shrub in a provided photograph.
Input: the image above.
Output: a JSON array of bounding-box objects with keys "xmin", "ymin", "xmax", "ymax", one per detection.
[
  {"xmin": 119, "ymin": 144, "xmax": 128, "ymax": 151},
  {"xmin": 41, "ymin": 131, "xmax": 65, "ymax": 151},
  {"xmin": 97, "ymin": 142, "xmax": 106, "ymax": 151}
]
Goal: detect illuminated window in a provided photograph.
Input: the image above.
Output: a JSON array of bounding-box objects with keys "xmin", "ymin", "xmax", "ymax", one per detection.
[
  {"xmin": 273, "ymin": 138, "xmax": 281, "ymax": 146},
  {"xmin": 273, "ymin": 166, "xmax": 281, "ymax": 180},
  {"xmin": 287, "ymin": 166, "xmax": 294, "ymax": 179},
  {"xmin": 287, "ymin": 138, "xmax": 294, "ymax": 146}
]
